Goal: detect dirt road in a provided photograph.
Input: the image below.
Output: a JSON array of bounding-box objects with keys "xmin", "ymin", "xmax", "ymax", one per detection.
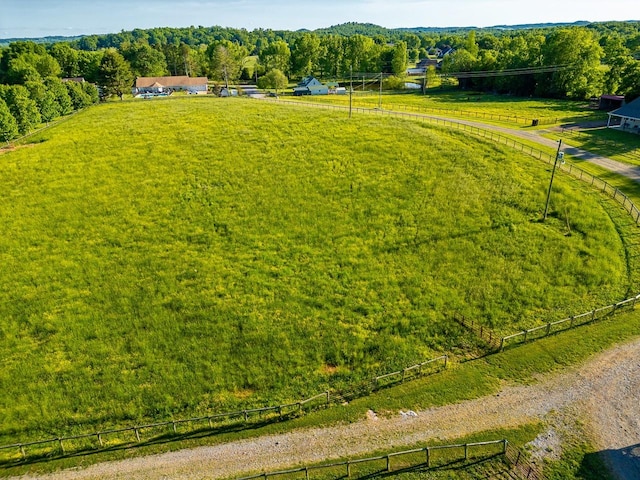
[{"xmin": 12, "ymin": 336, "xmax": 639, "ymax": 480}]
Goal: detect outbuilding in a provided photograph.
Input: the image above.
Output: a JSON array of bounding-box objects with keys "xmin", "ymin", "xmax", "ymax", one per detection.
[{"xmin": 607, "ymin": 97, "xmax": 640, "ymax": 134}]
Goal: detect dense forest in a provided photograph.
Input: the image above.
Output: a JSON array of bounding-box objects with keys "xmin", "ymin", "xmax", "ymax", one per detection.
[{"xmin": 1, "ymin": 21, "xmax": 640, "ymax": 142}]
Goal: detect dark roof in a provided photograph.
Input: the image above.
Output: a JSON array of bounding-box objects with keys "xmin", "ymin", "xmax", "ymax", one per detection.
[{"xmin": 609, "ymin": 97, "xmax": 640, "ymax": 120}]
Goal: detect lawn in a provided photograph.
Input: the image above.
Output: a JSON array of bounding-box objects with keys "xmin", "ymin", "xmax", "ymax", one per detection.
[
  {"xmin": 0, "ymin": 96, "xmax": 630, "ymax": 444},
  {"xmin": 548, "ymin": 125, "xmax": 640, "ymax": 166},
  {"xmin": 284, "ymin": 90, "xmax": 605, "ymax": 127}
]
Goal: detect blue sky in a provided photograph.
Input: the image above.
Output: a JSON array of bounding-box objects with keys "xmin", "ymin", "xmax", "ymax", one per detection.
[{"xmin": 2, "ymin": 0, "xmax": 639, "ymax": 39}]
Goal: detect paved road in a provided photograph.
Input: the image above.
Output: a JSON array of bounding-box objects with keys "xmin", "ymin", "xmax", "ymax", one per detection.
[{"xmin": 421, "ymin": 114, "xmax": 640, "ymax": 183}]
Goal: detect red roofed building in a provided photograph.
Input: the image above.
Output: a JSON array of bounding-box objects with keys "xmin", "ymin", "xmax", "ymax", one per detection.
[{"xmin": 133, "ymin": 76, "xmax": 208, "ymax": 95}]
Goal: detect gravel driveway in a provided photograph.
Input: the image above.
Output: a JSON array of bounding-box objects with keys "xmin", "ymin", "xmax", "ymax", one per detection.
[{"xmin": 11, "ymin": 337, "xmax": 640, "ymax": 480}]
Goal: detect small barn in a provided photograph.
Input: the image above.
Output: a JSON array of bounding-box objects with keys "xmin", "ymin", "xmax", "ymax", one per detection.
[
  {"xmin": 607, "ymin": 97, "xmax": 640, "ymax": 134},
  {"xmin": 133, "ymin": 76, "xmax": 208, "ymax": 95},
  {"xmin": 599, "ymin": 95, "xmax": 625, "ymax": 111}
]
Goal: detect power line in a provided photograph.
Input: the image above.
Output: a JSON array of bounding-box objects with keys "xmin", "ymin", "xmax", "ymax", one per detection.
[{"xmin": 443, "ymin": 64, "xmax": 571, "ymax": 79}]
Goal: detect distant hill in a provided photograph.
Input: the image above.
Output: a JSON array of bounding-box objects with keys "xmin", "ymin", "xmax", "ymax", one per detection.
[
  {"xmin": 1, "ymin": 20, "xmax": 637, "ymax": 45},
  {"xmin": 0, "ymin": 35, "xmax": 84, "ymax": 47}
]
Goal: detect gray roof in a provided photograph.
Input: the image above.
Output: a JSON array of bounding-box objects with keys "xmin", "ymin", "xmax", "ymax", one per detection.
[{"xmin": 609, "ymin": 97, "xmax": 640, "ymax": 120}]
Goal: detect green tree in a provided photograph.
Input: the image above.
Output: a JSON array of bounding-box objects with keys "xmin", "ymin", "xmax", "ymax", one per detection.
[
  {"xmin": 44, "ymin": 77, "xmax": 73, "ymax": 115},
  {"xmin": 206, "ymin": 41, "xmax": 248, "ymax": 86},
  {"xmin": 0, "ymin": 85, "xmax": 41, "ymax": 134},
  {"xmin": 0, "ymin": 97, "xmax": 19, "ymax": 143},
  {"xmin": 82, "ymin": 82, "xmax": 100, "ymax": 104},
  {"xmin": 121, "ymin": 42, "xmax": 167, "ymax": 77},
  {"xmin": 257, "ymin": 68, "xmax": 288, "ymax": 94},
  {"xmin": 539, "ymin": 28, "xmax": 604, "ymax": 99},
  {"xmin": 49, "ymin": 43, "xmax": 81, "ymax": 77},
  {"xmin": 77, "ymin": 50, "xmax": 104, "ymax": 83},
  {"xmin": 65, "ymin": 81, "xmax": 93, "ymax": 109},
  {"xmin": 318, "ymin": 35, "xmax": 343, "ymax": 78},
  {"xmin": 25, "ymin": 80, "xmax": 60, "ymax": 122},
  {"xmin": 391, "ymin": 41, "xmax": 408, "ymax": 76},
  {"xmin": 291, "ymin": 33, "xmax": 321, "ymax": 77},
  {"xmin": 343, "ymin": 34, "xmax": 375, "ymax": 73},
  {"xmin": 98, "ymin": 48, "xmax": 133, "ymax": 100},
  {"xmin": 259, "ymin": 40, "xmax": 291, "ymax": 74}
]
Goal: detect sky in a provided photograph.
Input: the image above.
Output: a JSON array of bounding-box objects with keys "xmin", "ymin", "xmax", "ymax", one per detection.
[{"xmin": 2, "ymin": 0, "xmax": 640, "ymax": 39}]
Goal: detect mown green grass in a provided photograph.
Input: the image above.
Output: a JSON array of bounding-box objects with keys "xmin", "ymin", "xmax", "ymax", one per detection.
[
  {"xmin": 0, "ymin": 97, "xmax": 630, "ymax": 446},
  {"xmin": 285, "ymin": 90, "xmax": 605, "ymax": 126},
  {"xmin": 547, "ymin": 126, "xmax": 640, "ymax": 166}
]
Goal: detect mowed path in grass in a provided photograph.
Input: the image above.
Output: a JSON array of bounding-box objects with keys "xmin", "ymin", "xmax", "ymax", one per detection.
[{"xmin": 15, "ymin": 335, "xmax": 640, "ymax": 480}]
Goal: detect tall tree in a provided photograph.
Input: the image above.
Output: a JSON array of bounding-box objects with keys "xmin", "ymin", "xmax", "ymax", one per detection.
[
  {"xmin": 391, "ymin": 41, "xmax": 408, "ymax": 76},
  {"xmin": 0, "ymin": 85, "xmax": 41, "ymax": 134},
  {"xmin": 44, "ymin": 77, "xmax": 73, "ymax": 115},
  {"xmin": 49, "ymin": 43, "xmax": 81, "ymax": 77},
  {"xmin": 291, "ymin": 33, "xmax": 321, "ymax": 77},
  {"xmin": 0, "ymin": 97, "xmax": 19, "ymax": 143},
  {"xmin": 98, "ymin": 48, "xmax": 133, "ymax": 100},
  {"xmin": 25, "ymin": 80, "xmax": 60, "ymax": 122},
  {"xmin": 259, "ymin": 40, "xmax": 291, "ymax": 74},
  {"xmin": 206, "ymin": 41, "xmax": 248, "ymax": 85},
  {"xmin": 121, "ymin": 42, "xmax": 167, "ymax": 77},
  {"xmin": 318, "ymin": 35, "xmax": 343, "ymax": 78},
  {"xmin": 538, "ymin": 28, "xmax": 604, "ymax": 99}
]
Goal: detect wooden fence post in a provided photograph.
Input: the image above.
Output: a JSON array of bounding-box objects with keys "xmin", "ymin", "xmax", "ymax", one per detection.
[
  {"xmin": 97, "ymin": 433, "xmax": 103, "ymax": 447},
  {"xmin": 499, "ymin": 337, "xmax": 505, "ymax": 351},
  {"xmin": 58, "ymin": 438, "xmax": 65, "ymax": 455},
  {"xmin": 347, "ymin": 461, "xmax": 351, "ymax": 477},
  {"xmin": 19, "ymin": 444, "xmax": 25, "ymax": 460},
  {"xmin": 387, "ymin": 454, "xmax": 391, "ymax": 471},
  {"xmin": 134, "ymin": 427, "xmax": 141, "ymax": 443},
  {"xmin": 305, "ymin": 467, "xmax": 309, "ymax": 480},
  {"xmin": 464, "ymin": 443, "xmax": 468, "ymax": 460},
  {"xmin": 426, "ymin": 447, "xmax": 430, "ymax": 468}
]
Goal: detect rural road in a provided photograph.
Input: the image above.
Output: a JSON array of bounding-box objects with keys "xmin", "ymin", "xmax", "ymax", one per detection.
[
  {"xmin": 440, "ymin": 115, "xmax": 640, "ymax": 183},
  {"xmin": 12, "ymin": 337, "xmax": 640, "ymax": 480},
  {"xmin": 9, "ymin": 103, "xmax": 640, "ymax": 480}
]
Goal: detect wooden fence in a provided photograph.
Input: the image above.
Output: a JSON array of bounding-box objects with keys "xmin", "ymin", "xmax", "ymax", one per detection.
[
  {"xmin": 2, "ymin": 98, "xmax": 635, "ymax": 466},
  {"xmin": 0, "ymin": 356, "xmax": 447, "ymax": 464},
  {"xmin": 235, "ymin": 439, "xmax": 542, "ymax": 480}
]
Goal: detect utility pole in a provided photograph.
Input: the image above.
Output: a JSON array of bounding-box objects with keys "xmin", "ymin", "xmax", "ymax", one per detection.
[
  {"xmin": 378, "ymin": 72, "xmax": 382, "ymax": 109},
  {"xmin": 349, "ymin": 65, "xmax": 353, "ymax": 119},
  {"xmin": 543, "ymin": 139, "xmax": 564, "ymax": 221}
]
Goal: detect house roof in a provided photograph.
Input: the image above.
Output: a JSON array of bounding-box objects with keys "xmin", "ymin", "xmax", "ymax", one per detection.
[
  {"xmin": 609, "ymin": 97, "xmax": 640, "ymax": 120},
  {"xmin": 135, "ymin": 76, "xmax": 208, "ymax": 88}
]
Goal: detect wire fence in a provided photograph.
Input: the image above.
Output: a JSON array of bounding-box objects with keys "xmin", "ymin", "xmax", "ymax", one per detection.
[
  {"xmin": 266, "ymin": 98, "xmax": 640, "ymax": 350},
  {"xmin": 2, "ymin": 97, "xmax": 635, "ymax": 468},
  {"xmin": 559, "ymin": 126, "xmax": 640, "ymax": 164},
  {"xmin": 0, "ymin": 356, "xmax": 447, "ymax": 464},
  {"xmin": 235, "ymin": 439, "xmax": 542, "ymax": 480}
]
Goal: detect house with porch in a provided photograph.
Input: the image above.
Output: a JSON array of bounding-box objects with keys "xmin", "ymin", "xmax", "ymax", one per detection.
[
  {"xmin": 607, "ymin": 97, "xmax": 640, "ymax": 134},
  {"xmin": 133, "ymin": 76, "xmax": 208, "ymax": 95}
]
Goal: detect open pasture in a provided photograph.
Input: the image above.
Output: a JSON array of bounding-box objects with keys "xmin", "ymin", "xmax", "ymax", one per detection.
[
  {"xmin": 0, "ymin": 97, "xmax": 628, "ymax": 441},
  {"xmin": 287, "ymin": 90, "xmax": 604, "ymax": 126}
]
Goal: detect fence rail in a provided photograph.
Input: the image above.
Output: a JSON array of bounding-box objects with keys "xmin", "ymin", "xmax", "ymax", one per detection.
[
  {"xmin": 0, "ymin": 355, "xmax": 447, "ymax": 463},
  {"xmin": 235, "ymin": 439, "xmax": 510, "ymax": 480},
  {"xmin": 2, "ymin": 98, "xmax": 635, "ymax": 468}
]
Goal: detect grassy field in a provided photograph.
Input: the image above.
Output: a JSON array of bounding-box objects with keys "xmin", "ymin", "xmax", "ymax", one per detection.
[
  {"xmin": 0, "ymin": 96, "xmax": 631, "ymax": 445},
  {"xmin": 285, "ymin": 90, "xmax": 605, "ymax": 126},
  {"xmin": 547, "ymin": 126, "xmax": 640, "ymax": 166}
]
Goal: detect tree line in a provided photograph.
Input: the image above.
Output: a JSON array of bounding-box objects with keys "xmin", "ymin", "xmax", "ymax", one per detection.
[{"xmin": 1, "ymin": 21, "xmax": 640, "ymax": 142}]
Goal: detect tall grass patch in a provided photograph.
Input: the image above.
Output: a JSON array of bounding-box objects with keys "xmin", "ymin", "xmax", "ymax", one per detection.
[{"xmin": 0, "ymin": 97, "xmax": 628, "ymax": 441}]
